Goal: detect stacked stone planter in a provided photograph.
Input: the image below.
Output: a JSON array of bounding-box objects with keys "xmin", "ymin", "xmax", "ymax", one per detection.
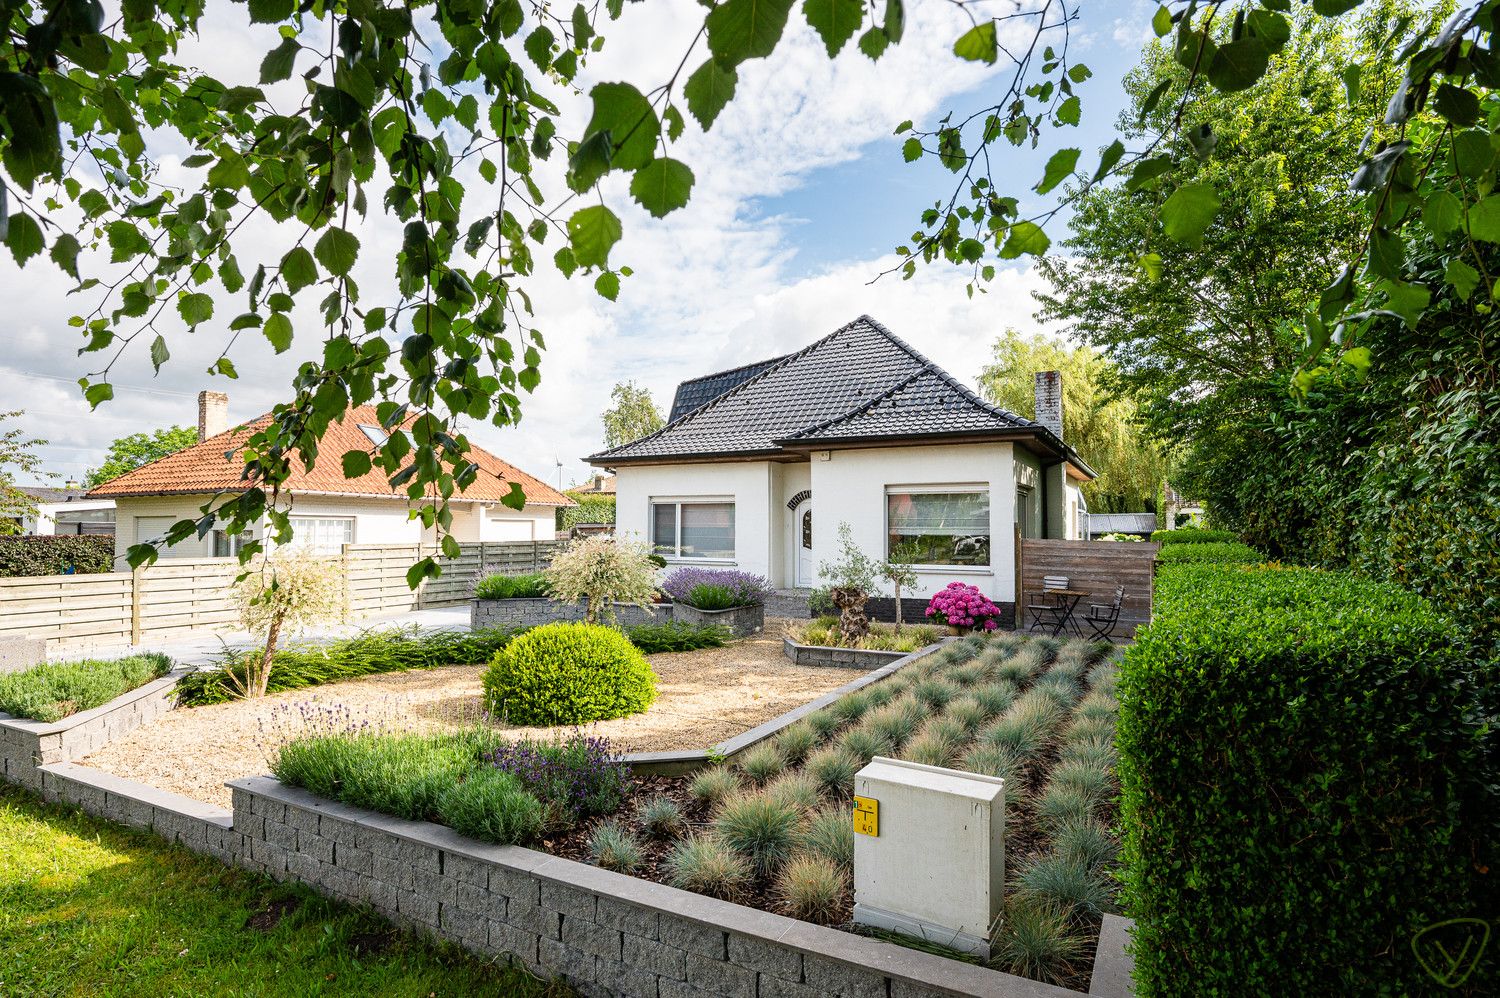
[
  {"xmin": 671, "ymin": 602, "xmax": 765, "ymax": 638},
  {"xmin": 471, "ymin": 598, "xmax": 673, "ymax": 631},
  {"xmin": 781, "ymin": 636, "xmax": 921, "ymax": 669}
]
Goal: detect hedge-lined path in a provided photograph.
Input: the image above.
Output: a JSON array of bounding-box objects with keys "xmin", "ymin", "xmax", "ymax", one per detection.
[{"xmin": 84, "ymin": 619, "xmax": 860, "ymax": 808}]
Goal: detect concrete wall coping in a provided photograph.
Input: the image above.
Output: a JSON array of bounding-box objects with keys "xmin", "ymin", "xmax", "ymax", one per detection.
[
  {"xmin": 0, "ymin": 667, "xmax": 192, "ymax": 736},
  {"xmin": 230, "ymin": 775, "xmax": 1082, "ymax": 998},
  {"xmin": 781, "ymin": 635, "xmax": 914, "ymax": 667},
  {"xmin": 44, "ymin": 760, "xmax": 233, "ymax": 822},
  {"xmin": 623, "ymin": 639, "xmax": 949, "ymax": 774}
]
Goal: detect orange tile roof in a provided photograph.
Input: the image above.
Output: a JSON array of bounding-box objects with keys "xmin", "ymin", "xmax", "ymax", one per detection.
[{"xmin": 88, "ymin": 405, "xmax": 574, "ymax": 506}]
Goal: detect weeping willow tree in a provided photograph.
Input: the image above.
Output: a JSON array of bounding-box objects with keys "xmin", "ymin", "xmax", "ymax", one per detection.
[{"xmin": 977, "ymin": 331, "xmax": 1172, "ymax": 514}]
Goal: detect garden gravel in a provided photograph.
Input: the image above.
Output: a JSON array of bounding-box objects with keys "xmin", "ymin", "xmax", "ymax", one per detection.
[{"xmin": 82, "ymin": 619, "xmax": 862, "ymax": 808}]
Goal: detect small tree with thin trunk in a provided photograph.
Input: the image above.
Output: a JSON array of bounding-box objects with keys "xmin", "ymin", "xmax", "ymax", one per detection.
[
  {"xmin": 819, "ymin": 523, "xmax": 880, "ymax": 646},
  {"xmin": 543, "ymin": 535, "xmax": 659, "ymax": 624},
  {"xmin": 233, "ymin": 549, "xmax": 345, "ymax": 698},
  {"xmin": 880, "ymin": 543, "xmax": 921, "ymax": 634}
]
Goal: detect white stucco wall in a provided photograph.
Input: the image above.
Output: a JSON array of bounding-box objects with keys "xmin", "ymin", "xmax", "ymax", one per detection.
[
  {"xmin": 809, "ymin": 443, "xmax": 1020, "ymax": 602},
  {"xmin": 613, "ymin": 462, "xmax": 775, "ymax": 579},
  {"xmin": 114, "ymin": 494, "xmax": 252, "ymax": 563},
  {"xmin": 477, "ymin": 504, "xmax": 557, "ymax": 542}
]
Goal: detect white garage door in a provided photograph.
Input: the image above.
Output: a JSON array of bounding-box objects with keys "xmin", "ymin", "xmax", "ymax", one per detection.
[{"xmin": 487, "ymin": 516, "xmax": 535, "ymax": 541}]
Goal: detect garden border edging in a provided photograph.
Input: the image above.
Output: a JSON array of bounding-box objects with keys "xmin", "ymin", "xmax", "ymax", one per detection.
[
  {"xmin": 624, "ymin": 639, "xmax": 951, "ymax": 776},
  {"xmin": 781, "ymin": 636, "xmax": 914, "ymax": 669},
  {"xmin": 0, "ymin": 666, "xmax": 193, "ymax": 791},
  {"xmin": 227, "ymin": 774, "xmax": 1084, "ymax": 998}
]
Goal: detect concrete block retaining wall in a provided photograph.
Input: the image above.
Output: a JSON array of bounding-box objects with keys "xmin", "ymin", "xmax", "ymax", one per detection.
[
  {"xmin": 0, "ymin": 642, "xmax": 1132, "ymax": 997},
  {"xmin": 472, "ymin": 599, "xmax": 673, "ymax": 632},
  {"xmin": 226, "ymin": 776, "xmax": 1080, "ymax": 998},
  {"xmin": 671, "ymin": 603, "xmax": 764, "ymax": 638},
  {"xmin": 781, "ymin": 638, "xmax": 912, "ymax": 670},
  {"xmin": 0, "ymin": 667, "xmax": 190, "ymax": 791}
]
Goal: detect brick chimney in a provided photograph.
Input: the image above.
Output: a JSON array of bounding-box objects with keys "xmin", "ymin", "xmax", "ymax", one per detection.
[
  {"xmin": 1034, "ymin": 371, "xmax": 1063, "ymax": 440},
  {"xmin": 198, "ymin": 390, "xmax": 228, "ymax": 442}
]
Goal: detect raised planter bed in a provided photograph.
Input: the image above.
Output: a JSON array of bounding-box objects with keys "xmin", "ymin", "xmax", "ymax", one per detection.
[
  {"xmin": 471, "ymin": 598, "xmax": 672, "ymax": 632},
  {"xmin": 781, "ymin": 635, "xmax": 923, "ymax": 669},
  {"xmin": 0, "ymin": 667, "xmax": 192, "ymax": 791},
  {"xmin": 671, "ymin": 602, "xmax": 764, "ymax": 638}
]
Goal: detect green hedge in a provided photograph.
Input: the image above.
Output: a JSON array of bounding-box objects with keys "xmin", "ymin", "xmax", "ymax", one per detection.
[
  {"xmin": 625, "ymin": 620, "xmax": 729, "ymax": 653},
  {"xmin": 1155, "ymin": 540, "xmax": 1263, "ymax": 564},
  {"xmin": 0, "ymin": 652, "xmax": 172, "ymax": 722},
  {"xmin": 175, "ymin": 627, "xmax": 520, "ymax": 706},
  {"xmin": 483, "ymin": 621, "xmax": 657, "ymax": 725},
  {"xmin": 0, "ymin": 535, "xmax": 114, "ymax": 576},
  {"xmin": 473, "ymin": 572, "xmax": 549, "ymax": 599},
  {"xmin": 1148, "ymin": 527, "xmax": 1237, "ymax": 544},
  {"xmin": 1118, "ymin": 564, "xmax": 1497, "ymax": 994}
]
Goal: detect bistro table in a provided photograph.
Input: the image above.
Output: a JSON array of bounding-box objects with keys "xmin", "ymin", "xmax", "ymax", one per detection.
[{"xmin": 1039, "ymin": 588, "xmax": 1090, "ymax": 638}]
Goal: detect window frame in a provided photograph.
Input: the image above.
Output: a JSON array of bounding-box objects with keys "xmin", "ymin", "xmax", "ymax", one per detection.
[
  {"xmin": 885, "ymin": 485, "xmax": 992, "ymax": 570},
  {"xmin": 287, "ymin": 515, "xmax": 355, "ymax": 555},
  {"xmin": 649, "ymin": 497, "xmax": 736, "ymax": 562}
]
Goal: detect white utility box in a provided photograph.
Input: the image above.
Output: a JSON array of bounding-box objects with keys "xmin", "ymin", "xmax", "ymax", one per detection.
[{"xmin": 852, "ymin": 756, "xmax": 1005, "ymax": 957}]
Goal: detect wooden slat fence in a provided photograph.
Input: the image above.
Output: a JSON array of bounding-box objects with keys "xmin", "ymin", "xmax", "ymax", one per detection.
[
  {"xmin": 0, "ymin": 540, "xmax": 561, "ymax": 652},
  {"xmin": 1017, "ymin": 538, "xmax": 1160, "ymax": 638}
]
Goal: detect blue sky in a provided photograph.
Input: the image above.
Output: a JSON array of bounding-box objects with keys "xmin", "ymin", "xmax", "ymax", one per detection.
[{"xmin": 7, "ymin": 1, "xmax": 1160, "ymax": 490}]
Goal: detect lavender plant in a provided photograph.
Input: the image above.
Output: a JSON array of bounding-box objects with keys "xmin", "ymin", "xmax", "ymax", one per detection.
[
  {"xmin": 486, "ymin": 735, "xmax": 630, "ymax": 823},
  {"xmin": 661, "ymin": 568, "xmax": 771, "ymax": 608}
]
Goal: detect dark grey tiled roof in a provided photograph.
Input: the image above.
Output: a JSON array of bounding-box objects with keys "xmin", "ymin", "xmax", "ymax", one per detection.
[
  {"xmin": 668, "ymin": 355, "xmax": 789, "ymax": 422},
  {"xmin": 589, "ymin": 315, "xmax": 1063, "ymax": 464},
  {"xmin": 781, "ymin": 364, "xmax": 1035, "ymax": 442}
]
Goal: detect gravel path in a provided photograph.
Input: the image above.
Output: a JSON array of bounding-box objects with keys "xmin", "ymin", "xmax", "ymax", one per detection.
[{"xmin": 84, "ymin": 620, "xmax": 862, "ymax": 808}]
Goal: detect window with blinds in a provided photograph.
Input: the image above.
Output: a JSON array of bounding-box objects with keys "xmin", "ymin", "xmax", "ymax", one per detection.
[{"xmin": 887, "ymin": 489, "xmax": 990, "ymax": 566}]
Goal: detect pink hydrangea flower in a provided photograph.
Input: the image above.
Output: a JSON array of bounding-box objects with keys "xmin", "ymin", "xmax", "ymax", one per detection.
[{"xmin": 924, "ymin": 582, "xmax": 1001, "ymax": 632}]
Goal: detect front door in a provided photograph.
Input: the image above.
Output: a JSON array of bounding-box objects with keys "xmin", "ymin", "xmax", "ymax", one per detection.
[{"xmin": 795, "ymin": 504, "xmax": 814, "ymax": 587}]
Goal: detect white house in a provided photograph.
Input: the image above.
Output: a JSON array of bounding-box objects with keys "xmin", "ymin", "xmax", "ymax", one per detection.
[
  {"xmin": 89, "ymin": 392, "xmax": 572, "ymax": 563},
  {"xmin": 11, "ymin": 485, "xmax": 115, "ymax": 536},
  {"xmin": 587, "ymin": 316, "xmax": 1094, "ymax": 619}
]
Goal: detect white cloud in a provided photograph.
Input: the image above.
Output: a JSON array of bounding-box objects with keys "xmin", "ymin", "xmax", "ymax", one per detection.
[{"xmin": 2, "ymin": 0, "xmax": 1070, "ymax": 492}]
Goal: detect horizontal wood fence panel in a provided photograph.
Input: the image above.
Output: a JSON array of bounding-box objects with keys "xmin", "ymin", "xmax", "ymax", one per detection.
[
  {"xmin": 1018, "ymin": 539, "xmax": 1160, "ymax": 637},
  {"xmin": 0, "ymin": 540, "xmax": 565, "ymax": 651}
]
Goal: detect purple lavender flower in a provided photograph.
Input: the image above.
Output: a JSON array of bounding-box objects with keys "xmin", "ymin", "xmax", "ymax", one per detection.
[{"xmin": 660, "ymin": 568, "xmax": 771, "ymax": 607}]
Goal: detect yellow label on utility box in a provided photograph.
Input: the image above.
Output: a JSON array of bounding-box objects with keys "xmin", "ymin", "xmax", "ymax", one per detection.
[{"xmin": 852, "ymin": 795, "xmax": 879, "ymax": 837}]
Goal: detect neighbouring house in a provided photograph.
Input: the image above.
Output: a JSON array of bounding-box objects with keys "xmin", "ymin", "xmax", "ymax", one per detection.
[
  {"xmin": 9, "ymin": 484, "xmax": 116, "ymax": 536},
  {"xmin": 89, "ymin": 391, "xmax": 573, "ymax": 564},
  {"xmin": 570, "ymin": 473, "xmax": 616, "ymax": 496},
  {"xmin": 587, "ymin": 315, "xmax": 1095, "ymax": 618}
]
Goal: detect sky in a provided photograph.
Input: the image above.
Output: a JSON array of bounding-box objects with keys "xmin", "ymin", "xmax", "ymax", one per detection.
[{"xmin": 2, "ymin": 1, "xmax": 1159, "ymax": 491}]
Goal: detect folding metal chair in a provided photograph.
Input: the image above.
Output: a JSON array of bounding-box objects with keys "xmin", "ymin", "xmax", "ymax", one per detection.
[{"xmin": 1084, "ymin": 585, "xmax": 1126, "ymax": 640}]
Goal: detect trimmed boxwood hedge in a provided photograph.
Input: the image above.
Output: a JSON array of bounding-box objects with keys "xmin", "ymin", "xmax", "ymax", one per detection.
[
  {"xmin": 0, "ymin": 535, "xmax": 114, "ymax": 576},
  {"xmin": 1118, "ymin": 564, "xmax": 1497, "ymax": 995},
  {"xmin": 1154, "ymin": 540, "xmax": 1264, "ymax": 564},
  {"xmin": 482, "ymin": 621, "xmax": 657, "ymax": 725},
  {"xmin": 1148, "ymin": 527, "xmax": 1238, "ymax": 544}
]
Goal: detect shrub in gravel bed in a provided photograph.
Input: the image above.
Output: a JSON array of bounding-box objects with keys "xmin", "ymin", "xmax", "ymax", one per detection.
[
  {"xmin": 625, "ymin": 620, "xmax": 730, "ymax": 653},
  {"xmin": 482, "ymin": 622, "xmax": 657, "ymax": 725},
  {"xmin": 0, "ymin": 652, "xmax": 171, "ymax": 722}
]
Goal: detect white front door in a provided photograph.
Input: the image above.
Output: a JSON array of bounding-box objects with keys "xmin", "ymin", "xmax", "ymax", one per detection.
[{"xmin": 795, "ymin": 504, "xmax": 814, "ymax": 587}]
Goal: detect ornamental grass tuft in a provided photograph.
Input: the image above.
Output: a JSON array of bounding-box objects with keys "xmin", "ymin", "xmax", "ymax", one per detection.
[
  {"xmin": 634, "ymin": 796, "xmax": 688, "ymax": 841},
  {"xmin": 712, "ymin": 793, "xmax": 801, "ymax": 876},
  {"xmin": 737, "ymin": 742, "xmax": 788, "ymax": 785},
  {"xmin": 805, "ymin": 747, "xmax": 859, "ymax": 799},
  {"xmin": 689, "ymin": 766, "xmax": 742, "ymax": 808},
  {"xmin": 666, "ymin": 834, "xmax": 753, "ymax": 900},
  {"xmin": 797, "ymin": 805, "xmax": 854, "ymax": 869},
  {"xmin": 989, "ymin": 895, "xmax": 1086, "ymax": 985},
  {"xmin": 588, "ymin": 819, "xmax": 646, "ymax": 873},
  {"xmin": 773, "ymin": 854, "xmax": 848, "ymax": 926}
]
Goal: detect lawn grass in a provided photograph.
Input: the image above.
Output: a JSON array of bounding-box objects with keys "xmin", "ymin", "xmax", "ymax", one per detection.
[{"xmin": 0, "ymin": 784, "xmax": 568, "ymax": 998}]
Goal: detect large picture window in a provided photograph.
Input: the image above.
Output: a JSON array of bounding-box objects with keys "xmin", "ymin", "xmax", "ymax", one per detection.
[
  {"xmin": 289, "ymin": 516, "xmax": 354, "ymax": 554},
  {"xmin": 887, "ymin": 489, "xmax": 990, "ymax": 566},
  {"xmin": 651, "ymin": 500, "xmax": 735, "ymax": 559}
]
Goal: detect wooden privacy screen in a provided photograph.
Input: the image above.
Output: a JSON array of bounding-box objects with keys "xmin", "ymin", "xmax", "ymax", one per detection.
[{"xmin": 1016, "ymin": 538, "xmax": 1160, "ymax": 637}]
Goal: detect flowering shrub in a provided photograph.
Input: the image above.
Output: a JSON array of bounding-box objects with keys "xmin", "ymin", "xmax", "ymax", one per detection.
[
  {"xmin": 925, "ymin": 582, "xmax": 1002, "ymax": 631},
  {"xmin": 661, "ymin": 568, "xmax": 771, "ymax": 607},
  {"xmin": 486, "ymin": 735, "xmax": 629, "ymax": 823}
]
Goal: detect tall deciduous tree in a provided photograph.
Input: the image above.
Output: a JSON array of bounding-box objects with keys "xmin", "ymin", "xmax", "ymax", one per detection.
[
  {"xmin": 0, "ymin": 0, "xmax": 1488, "ymax": 585},
  {"xmin": 977, "ymin": 331, "xmax": 1171, "ymax": 514},
  {"xmin": 86, "ymin": 426, "xmax": 199, "ymax": 487},
  {"xmin": 0, "ymin": 411, "xmax": 47, "ymax": 534},
  {"xmin": 601, "ymin": 381, "xmax": 664, "ymax": 449},
  {"xmin": 1033, "ymin": 5, "xmax": 1400, "ymax": 445}
]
